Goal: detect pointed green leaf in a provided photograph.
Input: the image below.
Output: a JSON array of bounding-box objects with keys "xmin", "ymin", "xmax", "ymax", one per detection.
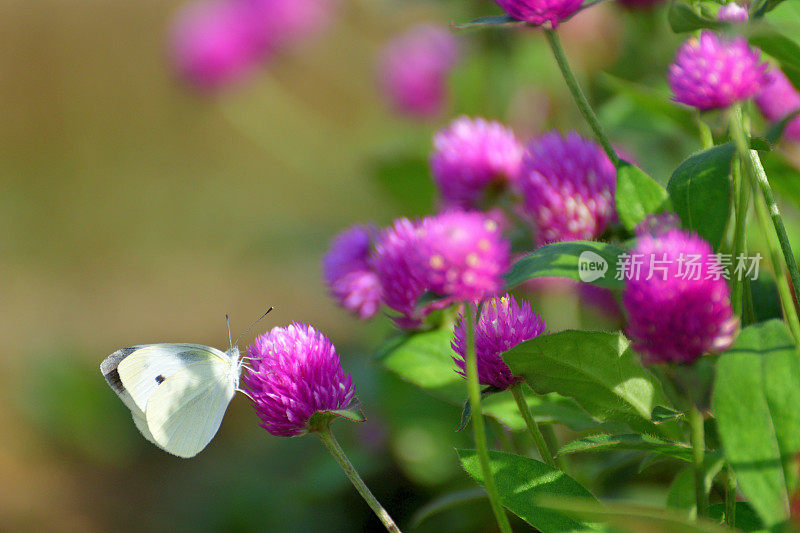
[
  {"xmin": 307, "ymin": 401, "xmax": 366, "ymax": 431},
  {"xmin": 713, "ymin": 320, "xmax": 800, "ymax": 528},
  {"xmin": 749, "ymin": 29, "xmax": 800, "ymax": 73},
  {"xmin": 411, "ymin": 488, "xmax": 488, "ymax": 528},
  {"xmin": 503, "ymin": 330, "xmax": 681, "ymax": 439},
  {"xmin": 505, "ymin": 241, "xmax": 626, "ymax": 290},
  {"xmin": 457, "ymin": 448, "xmax": 599, "ymax": 532},
  {"xmin": 536, "ymin": 497, "xmax": 729, "ymax": 532},
  {"xmin": 652, "ymin": 405, "xmax": 685, "ymax": 423},
  {"xmin": 616, "ymin": 162, "xmax": 671, "ymax": 231},
  {"xmin": 558, "ymin": 434, "xmax": 693, "ymax": 462},
  {"xmin": 667, "ymin": 144, "xmax": 733, "ymax": 250}
]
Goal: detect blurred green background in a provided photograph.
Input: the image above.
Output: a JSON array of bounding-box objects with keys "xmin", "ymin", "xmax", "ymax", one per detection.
[{"xmin": 2, "ymin": 0, "xmax": 799, "ymax": 530}]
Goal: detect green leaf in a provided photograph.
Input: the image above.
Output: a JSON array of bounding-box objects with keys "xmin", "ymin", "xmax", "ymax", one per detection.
[
  {"xmin": 457, "ymin": 449, "xmax": 599, "ymax": 532},
  {"xmin": 307, "ymin": 401, "xmax": 366, "ymax": 431},
  {"xmin": 667, "ymin": 144, "xmax": 733, "ymax": 250},
  {"xmin": 616, "ymin": 162, "xmax": 671, "ymax": 231},
  {"xmin": 377, "ymin": 326, "xmax": 605, "ymax": 431},
  {"xmin": 411, "ymin": 488, "xmax": 488, "ymax": 528},
  {"xmin": 503, "ymin": 330, "xmax": 681, "ymax": 439},
  {"xmin": 536, "ymin": 497, "xmax": 730, "ymax": 532},
  {"xmin": 598, "ymin": 74, "xmax": 696, "ymax": 135},
  {"xmin": 505, "ymin": 241, "xmax": 627, "ymax": 290},
  {"xmin": 713, "ymin": 320, "xmax": 800, "ymax": 528},
  {"xmin": 652, "ymin": 405, "xmax": 685, "ymax": 423},
  {"xmin": 750, "ymin": 28, "xmax": 800, "ymax": 73},
  {"xmin": 451, "ymin": 14, "xmax": 525, "ymax": 31},
  {"xmin": 751, "ymin": 0, "xmax": 788, "ymax": 17},
  {"xmin": 666, "ymin": 456, "xmax": 724, "ymax": 518},
  {"xmin": 668, "ymin": 2, "xmax": 724, "ymax": 33},
  {"xmin": 558, "ymin": 434, "xmax": 693, "ymax": 462}
]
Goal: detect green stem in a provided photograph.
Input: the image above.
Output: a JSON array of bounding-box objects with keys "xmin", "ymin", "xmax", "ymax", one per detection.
[
  {"xmin": 696, "ymin": 113, "xmax": 714, "ymax": 149},
  {"xmin": 730, "ymin": 159, "xmax": 751, "ymax": 317},
  {"xmin": 725, "ymin": 465, "xmax": 737, "ymax": 528},
  {"xmin": 543, "ymin": 28, "xmax": 619, "ymax": 167},
  {"xmin": 730, "ymin": 104, "xmax": 800, "ymax": 321},
  {"xmin": 689, "ymin": 405, "xmax": 708, "ymax": 519},
  {"xmin": 749, "ymin": 176, "xmax": 800, "ymax": 340},
  {"xmin": 510, "ymin": 383, "xmax": 557, "ymax": 468},
  {"xmin": 465, "ymin": 306, "xmax": 513, "ymax": 533},
  {"xmin": 316, "ymin": 427, "xmax": 402, "ymax": 533},
  {"xmin": 541, "ymin": 424, "xmax": 569, "ymax": 473}
]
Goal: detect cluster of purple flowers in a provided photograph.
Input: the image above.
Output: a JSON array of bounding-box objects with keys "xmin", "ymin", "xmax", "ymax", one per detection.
[
  {"xmin": 324, "ymin": 209, "xmax": 511, "ymax": 328},
  {"xmin": 170, "ymin": 0, "xmax": 334, "ymax": 90}
]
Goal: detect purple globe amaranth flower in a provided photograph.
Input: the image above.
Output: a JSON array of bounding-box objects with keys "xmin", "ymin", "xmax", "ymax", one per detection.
[
  {"xmin": 669, "ymin": 31, "xmax": 768, "ymax": 110},
  {"xmin": 622, "ymin": 229, "xmax": 739, "ymax": 364},
  {"xmin": 243, "ymin": 0, "xmax": 335, "ymax": 50},
  {"xmin": 452, "ymin": 294, "xmax": 545, "ymax": 390},
  {"xmin": 244, "ymin": 323, "xmax": 355, "ymax": 436},
  {"xmin": 495, "ymin": 0, "xmax": 583, "ymax": 26},
  {"xmin": 415, "ymin": 210, "xmax": 511, "ymax": 302},
  {"xmin": 430, "ymin": 116, "xmax": 524, "ymax": 209},
  {"xmin": 371, "ymin": 217, "xmax": 429, "ymax": 327},
  {"xmin": 517, "ymin": 131, "xmax": 617, "ymax": 246},
  {"xmin": 755, "ymin": 68, "xmax": 800, "ymax": 142},
  {"xmin": 379, "ymin": 24, "xmax": 459, "ymax": 118},
  {"xmin": 170, "ymin": 0, "xmax": 265, "ymax": 90},
  {"xmin": 717, "ymin": 2, "xmax": 749, "ymax": 22},
  {"xmin": 322, "ymin": 225, "xmax": 381, "ymax": 319}
]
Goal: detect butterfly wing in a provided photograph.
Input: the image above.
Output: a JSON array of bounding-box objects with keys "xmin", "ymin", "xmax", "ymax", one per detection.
[
  {"xmin": 115, "ymin": 344, "xmax": 228, "ymax": 413},
  {"xmin": 144, "ymin": 358, "xmax": 236, "ymax": 458},
  {"xmin": 100, "ymin": 346, "xmax": 162, "ymax": 448}
]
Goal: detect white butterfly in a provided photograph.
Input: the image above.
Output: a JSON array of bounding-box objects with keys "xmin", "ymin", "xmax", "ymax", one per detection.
[{"xmin": 101, "ymin": 309, "xmax": 271, "ymax": 458}]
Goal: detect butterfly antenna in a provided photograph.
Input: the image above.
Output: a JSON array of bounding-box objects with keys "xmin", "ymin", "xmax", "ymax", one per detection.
[
  {"xmin": 226, "ymin": 314, "xmax": 233, "ymax": 350},
  {"xmin": 233, "ymin": 306, "xmax": 274, "ymax": 346}
]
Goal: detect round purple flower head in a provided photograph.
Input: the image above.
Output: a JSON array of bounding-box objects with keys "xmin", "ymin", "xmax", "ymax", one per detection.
[
  {"xmin": 669, "ymin": 31, "xmax": 767, "ymax": 110},
  {"xmin": 244, "ymin": 0, "xmax": 334, "ymax": 50},
  {"xmin": 431, "ymin": 116, "xmax": 524, "ymax": 209},
  {"xmin": 170, "ymin": 0, "xmax": 264, "ymax": 90},
  {"xmin": 379, "ymin": 24, "xmax": 459, "ymax": 118},
  {"xmin": 755, "ymin": 69, "xmax": 800, "ymax": 142},
  {"xmin": 243, "ymin": 323, "xmax": 355, "ymax": 436},
  {"xmin": 415, "ymin": 210, "xmax": 511, "ymax": 302},
  {"xmin": 452, "ymin": 294, "xmax": 545, "ymax": 390},
  {"xmin": 323, "ymin": 225, "xmax": 381, "ymax": 320},
  {"xmin": 717, "ymin": 2, "xmax": 749, "ymax": 22},
  {"xmin": 495, "ymin": 0, "xmax": 583, "ymax": 26},
  {"xmin": 371, "ymin": 218, "xmax": 428, "ymax": 327},
  {"xmin": 623, "ymin": 229, "xmax": 739, "ymax": 364},
  {"xmin": 517, "ymin": 131, "xmax": 617, "ymax": 246}
]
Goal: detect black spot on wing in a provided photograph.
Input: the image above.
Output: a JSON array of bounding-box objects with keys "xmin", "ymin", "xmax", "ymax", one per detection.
[{"xmin": 156, "ymin": 375, "xmax": 165, "ymax": 384}]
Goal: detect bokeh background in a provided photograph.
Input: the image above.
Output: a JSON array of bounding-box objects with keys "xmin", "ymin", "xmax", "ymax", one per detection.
[{"xmin": 2, "ymin": 0, "xmax": 800, "ymax": 531}]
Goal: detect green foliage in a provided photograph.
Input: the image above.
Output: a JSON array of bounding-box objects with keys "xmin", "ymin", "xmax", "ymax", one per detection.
[
  {"xmin": 749, "ymin": 28, "xmax": 800, "ymax": 76},
  {"xmin": 503, "ymin": 330, "xmax": 682, "ymax": 439},
  {"xmin": 666, "ymin": 457, "xmax": 724, "ymax": 518},
  {"xmin": 457, "ymin": 448, "xmax": 599, "ymax": 531},
  {"xmin": 616, "ymin": 162, "xmax": 671, "ymax": 231},
  {"xmin": 536, "ymin": 497, "xmax": 730, "ymax": 532},
  {"xmin": 668, "ymin": 2, "xmax": 724, "ymax": 33},
  {"xmin": 505, "ymin": 241, "xmax": 627, "ymax": 290},
  {"xmin": 377, "ymin": 325, "xmax": 603, "ymax": 431},
  {"xmin": 667, "ymin": 144, "xmax": 733, "ymax": 249},
  {"xmin": 558, "ymin": 434, "xmax": 694, "ymax": 462},
  {"xmin": 713, "ymin": 320, "xmax": 800, "ymax": 528}
]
